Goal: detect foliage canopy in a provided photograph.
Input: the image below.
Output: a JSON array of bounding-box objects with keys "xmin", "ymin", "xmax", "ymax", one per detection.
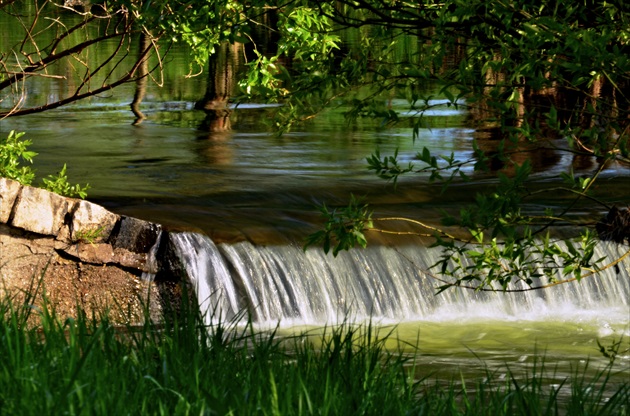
[{"xmin": 1, "ymin": 0, "xmax": 629, "ymax": 291}]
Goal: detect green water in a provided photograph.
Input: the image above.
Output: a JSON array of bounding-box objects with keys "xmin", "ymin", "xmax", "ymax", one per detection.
[{"xmin": 282, "ymin": 319, "xmax": 629, "ymax": 395}]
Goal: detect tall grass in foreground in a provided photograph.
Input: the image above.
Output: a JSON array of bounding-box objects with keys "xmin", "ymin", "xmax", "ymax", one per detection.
[{"xmin": 0, "ymin": 293, "xmax": 626, "ymax": 415}]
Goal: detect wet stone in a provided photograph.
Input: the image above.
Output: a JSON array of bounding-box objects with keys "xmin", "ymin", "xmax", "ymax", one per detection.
[{"xmin": 110, "ymin": 216, "xmax": 161, "ymax": 254}]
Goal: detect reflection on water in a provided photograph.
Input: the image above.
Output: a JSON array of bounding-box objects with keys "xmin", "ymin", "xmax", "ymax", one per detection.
[{"xmin": 3, "ymin": 103, "xmax": 629, "ymax": 241}]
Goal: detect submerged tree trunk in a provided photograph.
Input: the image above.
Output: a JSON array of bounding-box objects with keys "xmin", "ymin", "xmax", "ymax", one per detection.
[
  {"xmin": 131, "ymin": 32, "xmax": 152, "ymax": 125},
  {"xmin": 196, "ymin": 42, "xmax": 243, "ymax": 132}
]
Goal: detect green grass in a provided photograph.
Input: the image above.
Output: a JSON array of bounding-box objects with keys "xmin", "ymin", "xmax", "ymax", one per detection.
[{"xmin": 0, "ymin": 290, "xmax": 626, "ymax": 415}]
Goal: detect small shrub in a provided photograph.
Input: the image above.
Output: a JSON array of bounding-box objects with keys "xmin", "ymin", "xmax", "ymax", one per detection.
[
  {"xmin": 73, "ymin": 226, "xmax": 105, "ymax": 244},
  {"xmin": 0, "ymin": 130, "xmax": 37, "ymax": 184},
  {"xmin": 0, "ymin": 130, "xmax": 89, "ymax": 198},
  {"xmin": 42, "ymin": 163, "xmax": 90, "ymax": 199}
]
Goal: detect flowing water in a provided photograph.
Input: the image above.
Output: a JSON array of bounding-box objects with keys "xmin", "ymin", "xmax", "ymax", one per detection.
[
  {"xmin": 170, "ymin": 233, "xmax": 628, "ymax": 328},
  {"xmin": 163, "ymin": 228, "xmax": 630, "ymax": 394},
  {"xmin": 1, "ymin": 29, "xmax": 629, "ymax": 392}
]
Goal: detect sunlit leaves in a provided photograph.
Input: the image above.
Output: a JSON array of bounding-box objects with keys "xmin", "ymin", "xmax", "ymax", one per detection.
[
  {"xmin": 366, "ymin": 147, "xmax": 471, "ymax": 190},
  {"xmin": 0, "ymin": 131, "xmax": 89, "ymax": 198},
  {"xmin": 241, "ymin": 4, "xmax": 340, "ymax": 96},
  {"xmin": 237, "ymin": 5, "xmax": 343, "ymax": 131},
  {"xmin": 42, "ymin": 164, "xmax": 90, "ymax": 199},
  {"xmin": 304, "ymin": 195, "xmax": 373, "ymax": 256},
  {"xmin": 241, "ymin": 53, "xmax": 288, "ymax": 99},
  {"xmin": 130, "ymin": 0, "xmax": 248, "ymax": 71},
  {"xmin": 278, "ymin": 5, "xmax": 340, "ymax": 59},
  {"xmin": 433, "ymin": 228, "xmax": 605, "ymax": 292},
  {"xmin": 0, "ymin": 130, "xmax": 36, "ymax": 185},
  {"xmin": 560, "ymin": 168, "xmax": 594, "ymax": 191}
]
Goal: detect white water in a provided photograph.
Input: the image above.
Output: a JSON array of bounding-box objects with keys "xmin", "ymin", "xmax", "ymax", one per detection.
[
  {"xmin": 169, "ymin": 233, "xmax": 241, "ymax": 326},
  {"xmin": 169, "ymin": 232, "xmax": 630, "ymax": 329}
]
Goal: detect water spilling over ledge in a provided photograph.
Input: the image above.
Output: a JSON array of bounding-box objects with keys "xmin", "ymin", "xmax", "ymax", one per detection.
[{"xmin": 164, "ymin": 231, "xmax": 630, "ymax": 329}]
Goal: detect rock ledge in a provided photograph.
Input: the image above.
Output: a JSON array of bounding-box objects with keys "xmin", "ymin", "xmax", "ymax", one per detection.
[{"xmin": 0, "ymin": 178, "xmax": 179, "ymax": 324}]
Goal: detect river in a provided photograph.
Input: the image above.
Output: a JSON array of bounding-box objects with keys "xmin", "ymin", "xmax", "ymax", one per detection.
[{"xmin": 1, "ymin": 24, "xmax": 628, "ymax": 397}]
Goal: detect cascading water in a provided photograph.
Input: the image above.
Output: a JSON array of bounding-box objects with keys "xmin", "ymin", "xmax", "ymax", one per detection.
[
  {"xmin": 169, "ymin": 232, "xmax": 242, "ymax": 326},
  {"xmin": 170, "ymin": 231, "xmax": 629, "ymax": 328}
]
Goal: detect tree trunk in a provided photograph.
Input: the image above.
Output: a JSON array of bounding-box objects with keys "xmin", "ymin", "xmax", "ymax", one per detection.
[
  {"xmin": 130, "ymin": 32, "xmax": 151, "ymax": 125},
  {"xmin": 197, "ymin": 42, "xmax": 243, "ymax": 132}
]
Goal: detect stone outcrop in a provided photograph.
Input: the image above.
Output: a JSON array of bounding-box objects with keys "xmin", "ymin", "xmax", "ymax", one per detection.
[
  {"xmin": 11, "ymin": 185, "xmax": 71, "ymax": 236},
  {"xmin": 0, "ymin": 177, "xmax": 179, "ymax": 324}
]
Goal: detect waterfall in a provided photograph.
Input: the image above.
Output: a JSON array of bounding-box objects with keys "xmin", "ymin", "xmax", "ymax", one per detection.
[
  {"xmin": 169, "ymin": 232, "xmax": 630, "ymax": 327},
  {"xmin": 169, "ymin": 232, "xmax": 242, "ymax": 325}
]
